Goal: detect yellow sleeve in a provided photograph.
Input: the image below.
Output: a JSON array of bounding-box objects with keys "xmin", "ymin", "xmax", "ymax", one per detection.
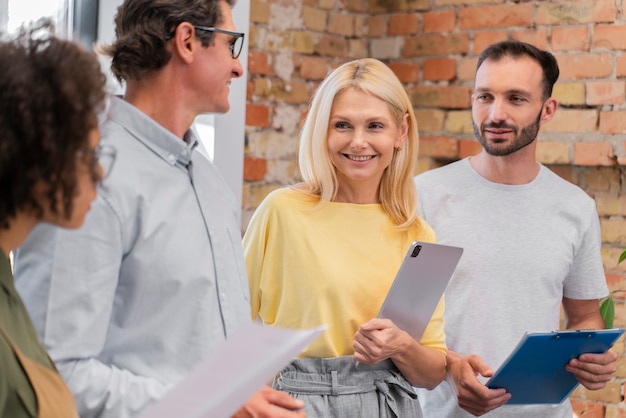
[{"xmin": 242, "ymin": 201, "xmax": 270, "ymax": 321}]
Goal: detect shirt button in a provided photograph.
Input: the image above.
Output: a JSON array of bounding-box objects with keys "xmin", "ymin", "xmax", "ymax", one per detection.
[{"xmin": 167, "ymin": 154, "xmax": 176, "ymax": 163}]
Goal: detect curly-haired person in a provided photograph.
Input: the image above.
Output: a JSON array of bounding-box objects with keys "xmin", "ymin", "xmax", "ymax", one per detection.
[{"xmin": 0, "ymin": 21, "xmax": 111, "ymax": 418}]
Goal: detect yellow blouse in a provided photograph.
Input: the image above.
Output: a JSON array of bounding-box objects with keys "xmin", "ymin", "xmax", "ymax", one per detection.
[{"xmin": 243, "ymin": 188, "xmax": 446, "ymax": 358}]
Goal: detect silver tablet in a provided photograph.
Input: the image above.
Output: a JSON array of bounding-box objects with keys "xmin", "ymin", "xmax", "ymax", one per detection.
[{"xmin": 378, "ymin": 241, "xmax": 463, "ymax": 341}]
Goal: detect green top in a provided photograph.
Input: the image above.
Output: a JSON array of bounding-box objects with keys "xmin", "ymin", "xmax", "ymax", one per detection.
[{"xmin": 0, "ymin": 251, "xmax": 56, "ymax": 417}]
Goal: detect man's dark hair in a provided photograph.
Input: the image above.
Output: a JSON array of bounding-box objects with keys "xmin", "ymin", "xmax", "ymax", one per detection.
[
  {"xmin": 101, "ymin": 0, "xmax": 236, "ymax": 82},
  {"xmin": 476, "ymin": 41, "xmax": 560, "ymax": 100},
  {"xmin": 0, "ymin": 20, "xmax": 107, "ymax": 228}
]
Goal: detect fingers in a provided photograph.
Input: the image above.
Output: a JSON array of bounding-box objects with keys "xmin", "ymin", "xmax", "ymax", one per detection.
[
  {"xmin": 258, "ymin": 386, "xmax": 305, "ymax": 410},
  {"xmin": 456, "ymin": 379, "xmax": 510, "ymax": 416},
  {"xmin": 353, "ymin": 319, "xmax": 405, "ymax": 364},
  {"xmin": 359, "ymin": 317, "xmax": 393, "ymax": 331},
  {"xmin": 447, "ymin": 354, "xmax": 510, "ymax": 416},
  {"xmin": 352, "ymin": 334, "xmax": 383, "ymax": 364},
  {"xmin": 465, "ymin": 355, "xmax": 494, "ymax": 378},
  {"xmin": 232, "ymin": 387, "xmax": 306, "ymax": 418},
  {"xmin": 566, "ymin": 350, "xmax": 618, "ymax": 390},
  {"xmin": 457, "ymin": 390, "xmax": 510, "ymax": 416}
]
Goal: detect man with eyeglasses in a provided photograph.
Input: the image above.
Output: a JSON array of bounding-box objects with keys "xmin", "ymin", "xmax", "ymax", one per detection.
[{"xmin": 13, "ymin": 0, "xmax": 305, "ymax": 417}]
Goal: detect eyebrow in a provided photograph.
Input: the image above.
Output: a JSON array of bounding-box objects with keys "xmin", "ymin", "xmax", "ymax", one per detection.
[
  {"xmin": 474, "ymin": 87, "xmax": 532, "ymax": 97},
  {"xmin": 330, "ymin": 114, "xmax": 391, "ymax": 123}
]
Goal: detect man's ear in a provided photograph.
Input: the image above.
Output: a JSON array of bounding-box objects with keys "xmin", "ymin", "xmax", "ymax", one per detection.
[
  {"xmin": 540, "ymin": 97, "xmax": 557, "ymax": 125},
  {"xmin": 170, "ymin": 22, "xmax": 196, "ymax": 64}
]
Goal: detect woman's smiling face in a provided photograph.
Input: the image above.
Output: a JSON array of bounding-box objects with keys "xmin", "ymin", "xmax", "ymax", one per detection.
[{"xmin": 327, "ymin": 88, "xmax": 407, "ymax": 203}]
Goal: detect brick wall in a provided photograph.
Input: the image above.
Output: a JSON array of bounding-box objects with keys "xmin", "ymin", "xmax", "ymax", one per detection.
[{"xmin": 245, "ymin": 1, "xmax": 626, "ymax": 415}]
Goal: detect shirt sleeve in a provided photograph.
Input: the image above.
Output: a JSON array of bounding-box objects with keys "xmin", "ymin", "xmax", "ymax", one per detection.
[
  {"xmin": 242, "ymin": 199, "xmax": 271, "ymax": 322},
  {"xmin": 14, "ymin": 193, "xmax": 172, "ymax": 418},
  {"xmin": 563, "ymin": 206, "xmax": 609, "ymax": 300}
]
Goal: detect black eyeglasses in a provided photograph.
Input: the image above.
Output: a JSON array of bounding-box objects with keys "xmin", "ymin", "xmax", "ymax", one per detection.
[
  {"xmin": 166, "ymin": 25, "xmax": 245, "ymax": 59},
  {"xmin": 194, "ymin": 26, "xmax": 244, "ymax": 59}
]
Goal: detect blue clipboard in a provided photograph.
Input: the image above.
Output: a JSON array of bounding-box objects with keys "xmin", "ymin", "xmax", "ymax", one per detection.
[{"xmin": 486, "ymin": 328, "xmax": 624, "ymax": 404}]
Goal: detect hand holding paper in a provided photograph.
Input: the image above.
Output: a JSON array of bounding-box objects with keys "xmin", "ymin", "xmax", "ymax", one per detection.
[
  {"xmin": 231, "ymin": 386, "xmax": 306, "ymax": 418},
  {"xmin": 140, "ymin": 322, "xmax": 325, "ymax": 418}
]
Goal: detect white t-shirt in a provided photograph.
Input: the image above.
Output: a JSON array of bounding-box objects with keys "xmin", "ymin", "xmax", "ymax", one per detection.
[{"xmin": 413, "ymin": 158, "xmax": 608, "ymax": 418}]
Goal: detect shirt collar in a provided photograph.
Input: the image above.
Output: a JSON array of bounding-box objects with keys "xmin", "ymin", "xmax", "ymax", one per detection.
[{"xmin": 106, "ymin": 96, "xmax": 197, "ymax": 167}]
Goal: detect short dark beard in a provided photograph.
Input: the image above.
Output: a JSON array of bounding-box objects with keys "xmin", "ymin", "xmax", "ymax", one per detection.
[{"xmin": 473, "ymin": 109, "xmax": 543, "ymax": 156}]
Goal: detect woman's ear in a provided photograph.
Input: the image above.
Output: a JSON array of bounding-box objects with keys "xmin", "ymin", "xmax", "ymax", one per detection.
[{"xmin": 396, "ymin": 112, "xmax": 409, "ymax": 149}]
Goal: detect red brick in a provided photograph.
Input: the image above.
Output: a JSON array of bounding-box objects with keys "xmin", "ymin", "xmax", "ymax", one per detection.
[
  {"xmin": 556, "ymin": 53, "xmax": 613, "ymax": 80},
  {"xmin": 243, "ymin": 157, "xmax": 267, "ymax": 181},
  {"xmin": 300, "ymin": 56, "xmax": 330, "ymax": 80},
  {"xmin": 250, "ymin": 0, "xmax": 269, "ymax": 24},
  {"xmin": 571, "ymin": 399, "xmax": 605, "ymax": 418},
  {"xmin": 418, "ymin": 136, "xmax": 459, "ymax": 159},
  {"xmin": 328, "ymin": 12, "xmax": 355, "ymax": 37},
  {"xmin": 458, "ymin": 57, "xmax": 478, "ymax": 82},
  {"xmin": 423, "ymin": 58, "xmax": 456, "ymax": 81},
  {"xmin": 551, "ymin": 26, "xmax": 590, "ymax": 51},
  {"xmin": 459, "ymin": 4, "xmax": 533, "ymax": 30},
  {"xmin": 606, "ymin": 274, "xmax": 626, "ymax": 294},
  {"xmin": 423, "ymin": 10, "xmax": 455, "ymax": 33},
  {"xmin": 595, "ymin": 25, "xmax": 626, "ymax": 50},
  {"xmin": 343, "ymin": 0, "xmax": 367, "ymax": 13},
  {"xmin": 402, "ymin": 33, "xmax": 469, "ymax": 57},
  {"xmin": 512, "ymin": 29, "xmax": 549, "ymax": 51},
  {"xmin": 316, "ymin": 35, "xmax": 349, "ymax": 57},
  {"xmin": 544, "ymin": 109, "xmax": 598, "ymax": 133},
  {"xmin": 536, "ymin": 0, "xmax": 617, "ymax": 25},
  {"xmin": 617, "ymin": 55, "xmax": 626, "ymax": 78},
  {"xmin": 459, "ymin": 139, "xmax": 482, "ymax": 158},
  {"xmin": 586, "ymin": 81, "xmax": 626, "ymax": 106},
  {"xmin": 245, "ymin": 104, "xmax": 271, "ymax": 128},
  {"xmin": 388, "ymin": 13, "xmax": 419, "ymax": 36},
  {"xmin": 367, "ymin": 15, "xmax": 387, "ymax": 37},
  {"xmin": 409, "ymin": 85, "xmax": 471, "ymax": 109},
  {"xmin": 549, "ymin": 165, "xmax": 577, "ymax": 185},
  {"xmin": 473, "ymin": 31, "xmax": 508, "ymax": 55},
  {"xmin": 388, "ymin": 61, "xmax": 419, "ymax": 83},
  {"xmin": 369, "ymin": 0, "xmax": 428, "ymax": 13},
  {"xmin": 573, "ymin": 142, "xmax": 616, "ymax": 166},
  {"xmin": 600, "ymin": 111, "xmax": 626, "ymax": 134},
  {"xmin": 302, "ymin": 6, "xmax": 327, "ymax": 32},
  {"xmin": 248, "ymin": 51, "xmax": 271, "ymax": 75},
  {"xmin": 414, "ymin": 109, "xmax": 446, "ymax": 132}
]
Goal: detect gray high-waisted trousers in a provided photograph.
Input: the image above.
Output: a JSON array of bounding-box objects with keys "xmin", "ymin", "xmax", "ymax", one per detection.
[{"xmin": 273, "ymin": 356, "xmax": 423, "ymax": 418}]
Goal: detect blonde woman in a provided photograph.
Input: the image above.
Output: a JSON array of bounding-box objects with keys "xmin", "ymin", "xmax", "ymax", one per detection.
[{"xmin": 243, "ymin": 58, "xmax": 446, "ymax": 417}]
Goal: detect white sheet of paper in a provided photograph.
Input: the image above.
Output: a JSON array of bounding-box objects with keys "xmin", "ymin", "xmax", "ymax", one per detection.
[{"xmin": 140, "ymin": 322, "xmax": 325, "ymax": 418}]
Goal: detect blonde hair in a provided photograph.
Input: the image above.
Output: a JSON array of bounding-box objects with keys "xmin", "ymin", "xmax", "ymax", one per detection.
[{"xmin": 297, "ymin": 58, "xmax": 420, "ymax": 230}]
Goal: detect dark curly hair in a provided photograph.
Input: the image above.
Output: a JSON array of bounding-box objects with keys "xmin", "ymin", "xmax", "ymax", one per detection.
[
  {"xmin": 100, "ymin": 0, "xmax": 236, "ymax": 82},
  {"xmin": 0, "ymin": 20, "xmax": 108, "ymax": 229}
]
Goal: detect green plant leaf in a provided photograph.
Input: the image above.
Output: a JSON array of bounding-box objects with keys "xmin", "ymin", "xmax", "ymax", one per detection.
[
  {"xmin": 619, "ymin": 248, "xmax": 626, "ymax": 264},
  {"xmin": 600, "ymin": 297, "xmax": 615, "ymax": 329}
]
